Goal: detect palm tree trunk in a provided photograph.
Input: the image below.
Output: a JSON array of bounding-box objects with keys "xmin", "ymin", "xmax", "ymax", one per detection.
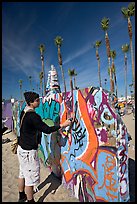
[
  {"xmin": 60, "ymin": 65, "xmax": 67, "ymax": 94},
  {"xmin": 74, "ymin": 77, "xmax": 76, "ymax": 89},
  {"xmin": 124, "ymin": 54, "xmax": 128, "ymax": 113},
  {"xmin": 58, "ymin": 46, "xmax": 62, "ymax": 65},
  {"xmin": 98, "ymin": 58, "xmax": 102, "ymax": 87},
  {"xmin": 20, "ymin": 86, "xmax": 22, "ymax": 100},
  {"xmin": 105, "ymin": 32, "xmax": 112, "ymax": 93},
  {"xmin": 104, "ymin": 79, "xmax": 107, "ymax": 90},
  {"xmin": 130, "ymin": 39, "xmax": 135, "ymax": 100},
  {"xmin": 114, "ymin": 73, "xmax": 118, "ymax": 98},
  {"xmin": 70, "ymin": 78, "xmax": 73, "ymax": 93},
  {"xmin": 108, "ymin": 57, "xmax": 113, "ymax": 93},
  {"xmin": 111, "ymin": 59, "xmax": 116, "ymax": 95},
  {"xmin": 70, "ymin": 77, "xmax": 74, "ymax": 111},
  {"xmin": 40, "ymin": 80, "xmax": 42, "ymax": 97},
  {"xmin": 112, "ymin": 79, "xmax": 114, "ymax": 94},
  {"xmin": 41, "ymin": 57, "xmax": 45, "ymax": 96},
  {"xmin": 57, "ymin": 46, "xmax": 66, "ymax": 95},
  {"xmin": 128, "ymin": 17, "xmax": 135, "ymax": 101}
]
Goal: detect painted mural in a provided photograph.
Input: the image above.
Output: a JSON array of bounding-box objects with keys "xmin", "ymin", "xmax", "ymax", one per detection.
[
  {"xmin": 45, "ymin": 64, "xmax": 61, "ymax": 98},
  {"xmin": 2, "ymin": 100, "xmax": 13, "ymax": 130},
  {"xmin": 12, "ymin": 86, "xmax": 130, "ymax": 202},
  {"xmin": 12, "ymin": 100, "xmax": 26, "ymax": 135}
]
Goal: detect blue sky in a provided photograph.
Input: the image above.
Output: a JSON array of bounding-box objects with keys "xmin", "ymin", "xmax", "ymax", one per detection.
[{"xmin": 2, "ymin": 2, "xmax": 135, "ymax": 100}]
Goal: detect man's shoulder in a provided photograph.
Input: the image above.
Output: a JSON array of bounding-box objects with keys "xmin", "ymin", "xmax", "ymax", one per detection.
[
  {"xmin": 26, "ymin": 109, "xmax": 35, "ymax": 113},
  {"xmin": 26, "ymin": 111, "xmax": 40, "ymax": 118}
]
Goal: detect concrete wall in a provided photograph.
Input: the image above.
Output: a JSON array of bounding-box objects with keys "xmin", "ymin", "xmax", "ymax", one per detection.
[
  {"xmin": 2, "ymin": 100, "xmax": 13, "ymax": 130},
  {"xmin": 13, "ymin": 87, "xmax": 130, "ymax": 202}
]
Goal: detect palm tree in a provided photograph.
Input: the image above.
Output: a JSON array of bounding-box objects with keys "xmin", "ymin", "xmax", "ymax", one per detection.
[
  {"xmin": 28, "ymin": 76, "xmax": 32, "ymax": 90},
  {"xmin": 121, "ymin": 2, "xmax": 135, "ymax": 99},
  {"xmin": 94, "ymin": 40, "xmax": 102, "ymax": 87},
  {"xmin": 68, "ymin": 69, "xmax": 75, "ymax": 91},
  {"xmin": 104, "ymin": 78, "xmax": 107, "ymax": 90},
  {"xmin": 68, "ymin": 68, "xmax": 75, "ymax": 110},
  {"xmin": 73, "ymin": 69, "xmax": 78, "ymax": 90},
  {"xmin": 129, "ymin": 83, "xmax": 133, "ymax": 90},
  {"xmin": 129, "ymin": 82, "xmax": 133, "ymax": 99},
  {"xmin": 18, "ymin": 79, "xmax": 23, "ymax": 100},
  {"xmin": 110, "ymin": 50, "xmax": 118, "ymax": 97},
  {"xmin": 39, "ymin": 44, "xmax": 46, "ymax": 96},
  {"xmin": 122, "ymin": 43, "xmax": 129, "ymax": 113},
  {"xmin": 108, "ymin": 67, "xmax": 114, "ymax": 94},
  {"xmin": 39, "ymin": 71, "xmax": 43, "ymax": 96},
  {"xmin": 54, "ymin": 36, "xmax": 66, "ymax": 94},
  {"xmin": 101, "ymin": 17, "xmax": 113, "ymax": 93}
]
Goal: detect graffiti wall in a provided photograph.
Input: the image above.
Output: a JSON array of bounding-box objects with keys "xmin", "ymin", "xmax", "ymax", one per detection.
[
  {"xmin": 2, "ymin": 100, "xmax": 13, "ymax": 130},
  {"xmin": 12, "ymin": 86, "xmax": 130, "ymax": 202},
  {"xmin": 60, "ymin": 87, "xmax": 129, "ymax": 202},
  {"xmin": 12, "ymin": 101, "xmax": 26, "ymax": 135}
]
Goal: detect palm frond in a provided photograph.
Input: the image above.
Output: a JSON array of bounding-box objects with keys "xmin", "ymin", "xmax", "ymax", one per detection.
[
  {"xmin": 54, "ymin": 36, "xmax": 63, "ymax": 47},
  {"xmin": 121, "ymin": 7, "xmax": 129, "ymax": 18},
  {"xmin": 110, "ymin": 50, "xmax": 116, "ymax": 59},
  {"xmin": 128, "ymin": 2, "xmax": 135, "ymax": 16},
  {"xmin": 18, "ymin": 79, "xmax": 23, "ymax": 84},
  {"xmin": 68, "ymin": 68, "xmax": 75, "ymax": 76},
  {"xmin": 95, "ymin": 40, "xmax": 102, "ymax": 48},
  {"xmin": 39, "ymin": 44, "xmax": 45, "ymax": 54},
  {"xmin": 121, "ymin": 44, "xmax": 129, "ymax": 53},
  {"xmin": 101, "ymin": 17, "xmax": 110, "ymax": 31}
]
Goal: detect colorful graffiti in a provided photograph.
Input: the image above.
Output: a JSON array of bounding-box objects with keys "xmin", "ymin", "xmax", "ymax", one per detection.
[
  {"xmin": 12, "ymin": 100, "xmax": 26, "ymax": 135},
  {"xmin": 2, "ymin": 100, "xmax": 13, "ymax": 130},
  {"xmin": 12, "ymin": 86, "xmax": 130, "ymax": 202},
  {"xmin": 45, "ymin": 64, "xmax": 61, "ymax": 98}
]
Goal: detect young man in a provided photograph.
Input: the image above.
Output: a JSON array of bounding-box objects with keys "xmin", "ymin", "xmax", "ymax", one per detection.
[{"xmin": 17, "ymin": 91, "xmax": 72, "ymax": 202}]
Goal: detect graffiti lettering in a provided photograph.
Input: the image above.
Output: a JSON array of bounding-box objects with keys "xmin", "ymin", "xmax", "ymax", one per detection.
[
  {"xmin": 119, "ymin": 142, "xmax": 128, "ymax": 195},
  {"xmin": 98, "ymin": 155, "xmax": 117, "ymax": 200},
  {"xmin": 70, "ymin": 101, "xmax": 86, "ymax": 157},
  {"xmin": 12, "ymin": 87, "xmax": 130, "ymax": 202},
  {"xmin": 43, "ymin": 99, "xmax": 60, "ymax": 122}
]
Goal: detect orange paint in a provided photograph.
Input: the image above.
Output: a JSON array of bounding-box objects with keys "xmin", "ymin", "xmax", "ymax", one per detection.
[
  {"xmin": 77, "ymin": 90, "xmax": 98, "ymax": 166},
  {"xmin": 61, "ymin": 160, "xmax": 97, "ymax": 183},
  {"xmin": 60, "ymin": 101, "xmax": 68, "ymax": 124}
]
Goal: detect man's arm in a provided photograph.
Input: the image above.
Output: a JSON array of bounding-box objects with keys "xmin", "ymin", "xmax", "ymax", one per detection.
[{"xmin": 32, "ymin": 113, "xmax": 72, "ymax": 134}]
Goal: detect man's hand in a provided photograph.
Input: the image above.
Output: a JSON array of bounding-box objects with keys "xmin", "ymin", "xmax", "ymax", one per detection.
[
  {"xmin": 60, "ymin": 119, "xmax": 72, "ymax": 129},
  {"xmin": 60, "ymin": 114, "xmax": 75, "ymax": 129}
]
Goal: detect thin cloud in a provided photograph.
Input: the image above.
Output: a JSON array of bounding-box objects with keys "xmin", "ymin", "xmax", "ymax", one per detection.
[
  {"xmin": 3, "ymin": 38, "xmax": 41, "ymax": 84},
  {"xmin": 2, "ymin": 8, "xmax": 37, "ymax": 59},
  {"xmin": 63, "ymin": 43, "xmax": 91, "ymax": 65},
  {"xmin": 2, "ymin": 10, "xmax": 41, "ymax": 81}
]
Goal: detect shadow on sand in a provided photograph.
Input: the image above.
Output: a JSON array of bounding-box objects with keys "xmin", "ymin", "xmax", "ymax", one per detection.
[
  {"xmin": 2, "ymin": 128, "xmax": 12, "ymax": 135},
  {"xmin": 35, "ymin": 159, "xmax": 135, "ymax": 202},
  {"xmin": 128, "ymin": 158, "xmax": 135, "ymax": 202},
  {"xmin": 35, "ymin": 172, "xmax": 62, "ymax": 202}
]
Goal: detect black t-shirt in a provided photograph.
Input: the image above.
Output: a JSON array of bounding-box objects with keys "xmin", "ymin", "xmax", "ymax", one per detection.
[{"xmin": 18, "ymin": 110, "xmax": 61, "ymax": 150}]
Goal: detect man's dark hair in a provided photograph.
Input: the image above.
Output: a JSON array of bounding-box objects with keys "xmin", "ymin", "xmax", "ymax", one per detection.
[{"xmin": 24, "ymin": 91, "xmax": 39, "ymax": 105}]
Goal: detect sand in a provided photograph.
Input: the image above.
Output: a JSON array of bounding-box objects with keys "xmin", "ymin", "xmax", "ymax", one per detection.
[
  {"xmin": 2, "ymin": 113, "xmax": 135, "ymax": 202},
  {"xmin": 2, "ymin": 130, "xmax": 79, "ymax": 202}
]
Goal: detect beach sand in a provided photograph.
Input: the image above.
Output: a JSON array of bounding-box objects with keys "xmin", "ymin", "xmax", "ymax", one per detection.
[
  {"xmin": 2, "ymin": 130, "xmax": 79, "ymax": 202},
  {"xmin": 2, "ymin": 113, "xmax": 135, "ymax": 202}
]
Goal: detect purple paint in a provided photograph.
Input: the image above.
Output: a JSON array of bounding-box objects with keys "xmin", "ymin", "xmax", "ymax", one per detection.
[
  {"xmin": 2, "ymin": 101, "xmax": 13, "ymax": 130},
  {"xmin": 100, "ymin": 128, "xmax": 108, "ymax": 142}
]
